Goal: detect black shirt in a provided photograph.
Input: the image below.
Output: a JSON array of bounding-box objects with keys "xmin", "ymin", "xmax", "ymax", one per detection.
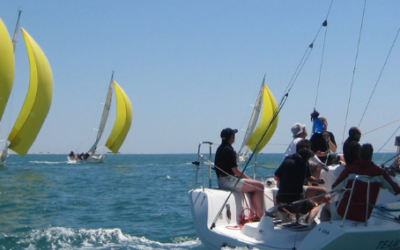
[
  {"xmin": 343, "ymin": 138, "xmax": 361, "ymax": 166},
  {"xmin": 214, "ymin": 141, "xmax": 237, "ymax": 178},
  {"xmin": 310, "ymin": 131, "xmax": 336, "ymax": 163},
  {"xmin": 275, "ymin": 154, "xmax": 311, "ymax": 204}
]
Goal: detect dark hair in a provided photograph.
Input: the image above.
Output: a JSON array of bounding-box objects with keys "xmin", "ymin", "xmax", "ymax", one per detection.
[
  {"xmin": 349, "ymin": 127, "xmax": 361, "ymax": 140},
  {"xmin": 360, "ymin": 143, "xmax": 373, "ymax": 161},
  {"xmin": 296, "ymin": 139, "xmax": 312, "ymax": 163},
  {"xmin": 296, "ymin": 139, "xmax": 311, "ymax": 152}
]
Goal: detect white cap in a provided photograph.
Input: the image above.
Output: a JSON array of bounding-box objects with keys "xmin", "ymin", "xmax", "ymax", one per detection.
[{"xmin": 291, "ymin": 123, "xmax": 306, "ymax": 138}]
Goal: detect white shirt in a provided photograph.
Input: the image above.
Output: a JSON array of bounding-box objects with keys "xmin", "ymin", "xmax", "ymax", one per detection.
[{"xmin": 284, "ymin": 137, "xmax": 323, "ymax": 165}]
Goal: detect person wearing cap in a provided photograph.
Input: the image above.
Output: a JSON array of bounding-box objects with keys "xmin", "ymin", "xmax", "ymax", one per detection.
[
  {"xmin": 214, "ymin": 127, "xmax": 265, "ymax": 219},
  {"xmin": 284, "ymin": 123, "xmax": 308, "ymax": 157},
  {"xmin": 284, "ymin": 123, "xmax": 327, "ymax": 180}
]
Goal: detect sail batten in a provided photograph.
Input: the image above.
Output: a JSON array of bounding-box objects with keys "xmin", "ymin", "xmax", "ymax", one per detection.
[
  {"xmin": 8, "ymin": 28, "xmax": 53, "ymax": 156},
  {"xmin": 105, "ymin": 81, "xmax": 133, "ymax": 154},
  {"xmin": 89, "ymin": 74, "xmax": 114, "ymax": 154}
]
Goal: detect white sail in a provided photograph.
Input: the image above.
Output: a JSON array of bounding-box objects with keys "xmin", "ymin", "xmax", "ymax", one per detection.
[
  {"xmin": 88, "ymin": 73, "xmax": 114, "ymax": 154},
  {"xmin": 238, "ymin": 77, "xmax": 265, "ymax": 155}
]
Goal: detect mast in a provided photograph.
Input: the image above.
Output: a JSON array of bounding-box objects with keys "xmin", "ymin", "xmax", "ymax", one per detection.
[
  {"xmin": 12, "ymin": 10, "xmax": 22, "ymax": 53},
  {"xmin": 89, "ymin": 72, "xmax": 114, "ymax": 154}
]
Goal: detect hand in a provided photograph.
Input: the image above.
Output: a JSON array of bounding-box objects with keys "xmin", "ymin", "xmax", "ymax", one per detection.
[{"xmin": 323, "ymin": 133, "xmax": 330, "ymax": 142}]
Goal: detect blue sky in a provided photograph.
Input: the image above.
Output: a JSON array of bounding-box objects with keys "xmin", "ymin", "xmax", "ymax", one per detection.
[{"xmin": 0, "ymin": 0, "xmax": 399, "ymax": 154}]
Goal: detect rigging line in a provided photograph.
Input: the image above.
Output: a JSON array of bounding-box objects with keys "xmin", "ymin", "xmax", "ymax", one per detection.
[
  {"xmin": 281, "ymin": 3, "xmax": 334, "ymax": 104},
  {"xmin": 282, "ymin": 16, "xmax": 329, "ymax": 97},
  {"xmin": 342, "ymin": 0, "xmax": 368, "ymax": 143},
  {"xmin": 281, "ymin": 46, "xmax": 312, "ymax": 96},
  {"xmin": 381, "ymin": 152, "xmax": 400, "ymax": 167},
  {"xmin": 324, "ymin": 0, "xmax": 334, "ymax": 21},
  {"xmin": 313, "ymin": 20, "xmax": 329, "ymax": 109},
  {"xmin": 362, "ymin": 118, "xmax": 400, "ymax": 137},
  {"xmin": 358, "ymin": 26, "xmax": 400, "ymax": 127},
  {"xmin": 286, "ymin": 48, "xmax": 313, "ymax": 95},
  {"xmin": 284, "ymin": 21, "xmax": 329, "ymax": 98},
  {"xmin": 377, "ymin": 123, "xmax": 400, "ymax": 154}
]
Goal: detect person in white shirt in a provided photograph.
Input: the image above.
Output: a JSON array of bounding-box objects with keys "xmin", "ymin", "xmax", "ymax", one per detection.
[{"xmin": 284, "ymin": 123, "xmax": 328, "ymax": 181}]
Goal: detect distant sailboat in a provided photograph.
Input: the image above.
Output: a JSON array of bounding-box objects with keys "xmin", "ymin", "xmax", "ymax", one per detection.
[
  {"xmin": 68, "ymin": 73, "xmax": 133, "ymax": 163},
  {"xmin": 237, "ymin": 76, "xmax": 279, "ymax": 176},
  {"xmin": 0, "ymin": 15, "xmax": 15, "ymax": 164},
  {"xmin": 0, "ymin": 12, "xmax": 53, "ymax": 165}
]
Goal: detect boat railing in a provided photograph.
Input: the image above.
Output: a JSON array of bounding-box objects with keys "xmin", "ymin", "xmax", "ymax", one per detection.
[
  {"xmin": 192, "ymin": 141, "xmax": 214, "ymax": 190},
  {"xmin": 332, "ymin": 174, "xmax": 375, "ymax": 226}
]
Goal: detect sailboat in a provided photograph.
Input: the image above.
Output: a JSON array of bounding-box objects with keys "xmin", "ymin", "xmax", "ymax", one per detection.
[
  {"xmin": 68, "ymin": 73, "xmax": 133, "ymax": 163},
  {"xmin": 188, "ymin": 77, "xmax": 283, "ymax": 248},
  {"xmin": 0, "ymin": 12, "xmax": 53, "ymax": 165},
  {"xmin": 188, "ymin": 80, "xmax": 400, "ymax": 249}
]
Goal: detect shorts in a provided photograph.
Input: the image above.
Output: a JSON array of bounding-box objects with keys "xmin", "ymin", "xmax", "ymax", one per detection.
[
  {"xmin": 277, "ymin": 186, "xmax": 315, "ymax": 214},
  {"xmin": 280, "ymin": 199, "xmax": 316, "ymax": 214},
  {"xmin": 218, "ymin": 176, "xmax": 244, "ymax": 192}
]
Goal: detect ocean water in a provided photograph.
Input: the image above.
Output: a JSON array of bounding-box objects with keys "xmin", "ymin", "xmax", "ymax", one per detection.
[{"xmin": 0, "ymin": 152, "xmax": 395, "ymax": 250}]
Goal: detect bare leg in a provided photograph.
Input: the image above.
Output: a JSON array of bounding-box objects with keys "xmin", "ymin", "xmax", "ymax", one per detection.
[
  {"xmin": 320, "ymin": 203, "xmax": 332, "ymax": 222},
  {"xmin": 309, "ymin": 161, "xmax": 322, "ymax": 181},
  {"xmin": 307, "ymin": 205, "xmax": 320, "ymax": 224},
  {"xmin": 305, "ymin": 186, "xmax": 328, "ymax": 205},
  {"xmin": 241, "ymin": 179, "xmax": 265, "ymax": 217}
]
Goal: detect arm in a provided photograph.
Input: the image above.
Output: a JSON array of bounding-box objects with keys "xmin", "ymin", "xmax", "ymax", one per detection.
[
  {"xmin": 232, "ymin": 167, "xmax": 251, "ymax": 179},
  {"xmin": 380, "ymin": 170, "xmax": 400, "ymax": 195},
  {"xmin": 327, "ymin": 132, "xmax": 337, "ymax": 153},
  {"xmin": 328, "ymin": 140, "xmax": 337, "ymax": 153}
]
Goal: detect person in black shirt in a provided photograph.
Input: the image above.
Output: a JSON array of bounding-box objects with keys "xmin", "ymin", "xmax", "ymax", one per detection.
[
  {"xmin": 310, "ymin": 117, "xmax": 338, "ymax": 164},
  {"xmin": 214, "ymin": 128, "xmax": 265, "ymax": 219},
  {"xmin": 343, "ymin": 127, "xmax": 362, "ymax": 166},
  {"xmin": 274, "ymin": 139, "xmax": 331, "ymax": 224}
]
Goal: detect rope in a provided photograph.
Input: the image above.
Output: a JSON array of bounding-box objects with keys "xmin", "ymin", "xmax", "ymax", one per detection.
[
  {"xmin": 358, "ymin": 27, "xmax": 400, "ymax": 127},
  {"xmin": 342, "ymin": 0, "xmax": 368, "ymax": 144},
  {"xmin": 313, "ymin": 20, "xmax": 328, "ymax": 109},
  {"xmin": 376, "ymin": 123, "xmax": 400, "ymax": 154}
]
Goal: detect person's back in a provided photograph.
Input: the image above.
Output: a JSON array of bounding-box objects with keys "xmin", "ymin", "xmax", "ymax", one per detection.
[
  {"xmin": 343, "ymin": 127, "xmax": 362, "ymax": 166},
  {"xmin": 275, "ymin": 154, "xmax": 309, "ymax": 204},
  {"xmin": 214, "ymin": 140, "xmax": 236, "ymax": 178},
  {"xmin": 332, "ymin": 143, "xmax": 400, "ymax": 222}
]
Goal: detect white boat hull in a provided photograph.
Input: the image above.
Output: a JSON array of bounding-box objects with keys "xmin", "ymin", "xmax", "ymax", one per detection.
[
  {"xmin": 0, "ymin": 149, "xmax": 8, "ymax": 165},
  {"xmin": 189, "ymin": 181, "xmax": 400, "ymax": 250},
  {"xmin": 67, "ymin": 154, "xmax": 105, "ymax": 163}
]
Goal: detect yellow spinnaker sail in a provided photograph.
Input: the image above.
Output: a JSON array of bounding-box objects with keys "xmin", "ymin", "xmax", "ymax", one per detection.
[
  {"xmin": 8, "ymin": 28, "xmax": 53, "ymax": 155},
  {"xmin": 0, "ymin": 17, "xmax": 15, "ymax": 123},
  {"xmin": 105, "ymin": 81, "xmax": 133, "ymax": 154},
  {"xmin": 246, "ymin": 84, "xmax": 279, "ymax": 154}
]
